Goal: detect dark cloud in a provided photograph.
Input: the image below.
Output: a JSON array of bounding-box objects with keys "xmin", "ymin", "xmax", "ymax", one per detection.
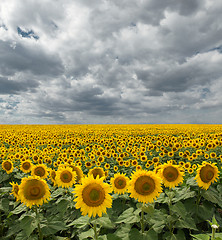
[
  {"xmin": 0, "ymin": 40, "xmax": 64, "ymax": 76},
  {"xmin": 0, "ymin": 76, "xmax": 39, "ymax": 94},
  {"xmin": 0, "ymin": 0, "xmax": 222, "ymax": 123}
]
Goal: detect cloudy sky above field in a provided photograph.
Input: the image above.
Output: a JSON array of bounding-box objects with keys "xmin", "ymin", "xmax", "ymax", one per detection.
[{"xmin": 0, "ymin": 0, "xmax": 222, "ymax": 124}]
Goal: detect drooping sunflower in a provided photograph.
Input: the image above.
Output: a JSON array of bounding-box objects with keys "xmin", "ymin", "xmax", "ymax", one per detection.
[
  {"xmin": 55, "ymin": 166, "xmax": 76, "ymax": 188},
  {"xmin": 73, "ymin": 175, "xmax": 112, "ymax": 217},
  {"xmin": 20, "ymin": 160, "xmax": 32, "ymax": 173},
  {"xmin": 2, "ymin": 160, "xmax": 14, "ymax": 174},
  {"xmin": 195, "ymin": 162, "xmax": 219, "ymax": 190},
  {"xmin": 10, "ymin": 182, "xmax": 20, "ymax": 201},
  {"xmin": 128, "ymin": 169, "xmax": 162, "ymax": 203},
  {"xmin": 88, "ymin": 167, "xmax": 105, "ymax": 179},
  {"xmin": 69, "ymin": 165, "xmax": 84, "ymax": 183},
  {"xmin": 49, "ymin": 169, "xmax": 57, "ymax": 185},
  {"xmin": 31, "ymin": 164, "xmax": 48, "ymax": 179},
  {"xmin": 159, "ymin": 162, "xmax": 184, "ymax": 188},
  {"xmin": 110, "ymin": 173, "xmax": 129, "ymax": 194},
  {"xmin": 18, "ymin": 176, "xmax": 50, "ymax": 208}
]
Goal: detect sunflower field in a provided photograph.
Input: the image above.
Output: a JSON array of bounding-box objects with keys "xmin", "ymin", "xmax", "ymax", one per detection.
[{"xmin": 0, "ymin": 124, "xmax": 222, "ymax": 240}]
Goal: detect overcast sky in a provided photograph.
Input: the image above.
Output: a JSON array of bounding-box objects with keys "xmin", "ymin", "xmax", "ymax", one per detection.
[{"xmin": 0, "ymin": 0, "xmax": 222, "ymax": 124}]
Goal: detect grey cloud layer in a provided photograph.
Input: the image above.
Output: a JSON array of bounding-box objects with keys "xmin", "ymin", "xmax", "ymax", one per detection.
[{"xmin": 0, "ymin": 0, "xmax": 222, "ymax": 123}]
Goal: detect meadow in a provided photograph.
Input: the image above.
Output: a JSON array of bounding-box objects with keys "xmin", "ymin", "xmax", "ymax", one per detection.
[{"xmin": 0, "ymin": 124, "xmax": 222, "ymax": 240}]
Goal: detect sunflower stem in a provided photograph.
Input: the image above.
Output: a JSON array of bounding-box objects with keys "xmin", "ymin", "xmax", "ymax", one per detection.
[
  {"xmin": 93, "ymin": 221, "xmax": 98, "ymax": 240},
  {"xmin": 196, "ymin": 187, "xmax": 202, "ymax": 207},
  {"xmin": 212, "ymin": 227, "xmax": 216, "ymax": 240},
  {"xmin": 141, "ymin": 203, "xmax": 145, "ymax": 233},
  {"xmin": 34, "ymin": 207, "xmax": 43, "ymax": 240}
]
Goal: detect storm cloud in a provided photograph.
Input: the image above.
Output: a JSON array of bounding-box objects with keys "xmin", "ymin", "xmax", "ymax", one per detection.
[{"xmin": 0, "ymin": 0, "xmax": 222, "ymax": 124}]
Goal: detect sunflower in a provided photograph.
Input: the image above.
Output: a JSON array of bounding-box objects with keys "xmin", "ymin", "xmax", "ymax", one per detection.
[
  {"xmin": 88, "ymin": 167, "xmax": 105, "ymax": 179},
  {"xmin": 110, "ymin": 173, "xmax": 129, "ymax": 194},
  {"xmin": 104, "ymin": 163, "xmax": 110, "ymax": 170},
  {"xmin": 10, "ymin": 182, "xmax": 20, "ymax": 201},
  {"xmin": 20, "ymin": 160, "xmax": 32, "ymax": 173},
  {"xmin": 136, "ymin": 165, "xmax": 142, "ymax": 171},
  {"xmin": 69, "ymin": 165, "xmax": 84, "ymax": 183},
  {"xmin": 73, "ymin": 175, "xmax": 112, "ymax": 217},
  {"xmin": 195, "ymin": 162, "xmax": 219, "ymax": 190},
  {"xmin": 85, "ymin": 161, "xmax": 92, "ymax": 168},
  {"xmin": 49, "ymin": 169, "xmax": 57, "ymax": 185},
  {"xmin": 18, "ymin": 176, "xmax": 50, "ymax": 208},
  {"xmin": 113, "ymin": 165, "xmax": 118, "ymax": 172},
  {"xmin": 128, "ymin": 169, "xmax": 162, "ymax": 203},
  {"xmin": 55, "ymin": 166, "xmax": 76, "ymax": 188},
  {"xmin": 159, "ymin": 162, "xmax": 184, "ymax": 188},
  {"xmin": 31, "ymin": 164, "xmax": 48, "ymax": 179},
  {"xmin": 2, "ymin": 160, "xmax": 14, "ymax": 174}
]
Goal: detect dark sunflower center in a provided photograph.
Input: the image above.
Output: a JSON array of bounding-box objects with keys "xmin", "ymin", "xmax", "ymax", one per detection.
[
  {"xmin": 30, "ymin": 187, "xmax": 40, "ymax": 196},
  {"xmin": 89, "ymin": 189, "xmax": 100, "ymax": 201},
  {"xmin": 200, "ymin": 165, "xmax": 214, "ymax": 183},
  {"xmin": 34, "ymin": 167, "xmax": 45, "ymax": 177},
  {"xmin": 82, "ymin": 183, "xmax": 105, "ymax": 207},
  {"xmin": 114, "ymin": 177, "xmax": 126, "ymax": 189},
  {"xmin": 23, "ymin": 162, "xmax": 31, "ymax": 170},
  {"xmin": 92, "ymin": 169, "xmax": 103, "ymax": 179},
  {"xmin": 60, "ymin": 170, "xmax": 72, "ymax": 183},
  {"xmin": 163, "ymin": 166, "xmax": 179, "ymax": 182},
  {"xmin": 134, "ymin": 176, "xmax": 155, "ymax": 196},
  {"xmin": 24, "ymin": 179, "xmax": 46, "ymax": 200},
  {"xmin": 4, "ymin": 161, "xmax": 12, "ymax": 171}
]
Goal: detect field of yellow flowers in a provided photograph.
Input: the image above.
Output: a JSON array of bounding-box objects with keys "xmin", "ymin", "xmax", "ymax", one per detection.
[{"xmin": 0, "ymin": 124, "xmax": 222, "ymax": 240}]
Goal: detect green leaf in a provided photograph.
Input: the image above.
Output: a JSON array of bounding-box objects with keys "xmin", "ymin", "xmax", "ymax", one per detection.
[
  {"xmin": 212, "ymin": 215, "xmax": 219, "ymax": 226},
  {"xmin": 55, "ymin": 198, "xmax": 70, "ymax": 214},
  {"xmin": 107, "ymin": 233, "xmax": 122, "ymax": 240},
  {"xmin": 79, "ymin": 228, "xmax": 94, "ymax": 240},
  {"xmin": 152, "ymin": 220, "xmax": 166, "ymax": 233},
  {"xmin": 183, "ymin": 198, "xmax": 196, "ymax": 215},
  {"xmin": 172, "ymin": 187, "xmax": 196, "ymax": 202},
  {"xmin": 20, "ymin": 216, "xmax": 38, "ymax": 237},
  {"xmin": 115, "ymin": 223, "xmax": 131, "ymax": 240},
  {"xmin": 0, "ymin": 198, "xmax": 10, "ymax": 212},
  {"xmin": 175, "ymin": 217, "xmax": 197, "ymax": 230},
  {"xmin": 11, "ymin": 204, "xmax": 27, "ymax": 214},
  {"xmin": 0, "ymin": 187, "xmax": 11, "ymax": 193},
  {"xmin": 197, "ymin": 201, "xmax": 214, "ymax": 222},
  {"xmin": 171, "ymin": 201, "xmax": 187, "ymax": 219},
  {"xmin": 142, "ymin": 204, "xmax": 155, "ymax": 216},
  {"xmin": 174, "ymin": 229, "xmax": 186, "ymax": 240},
  {"xmin": 51, "ymin": 188, "xmax": 66, "ymax": 198},
  {"xmin": 202, "ymin": 187, "xmax": 221, "ymax": 207},
  {"xmin": 15, "ymin": 231, "xmax": 28, "ymax": 240},
  {"xmin": 116, "ymin": 208, "xmax": 140, "ymax": 224},
  {"xmin": 98, "ymin": 236, "xmax": 107, "ymax": 240},
  {"xmin": 155, "ymin": 192, "xmax": 169, "ymax": 203},
  {"xmin": 191, "ymin": 234, "xmax": 210, "ymax": 240},
  {"xmin": 67, "ymin": 215, "xmax": 90, "ymax": 228},
  {"xmin": 164, "ymin": 230, "xmax": 186, "ymax": 240},
  {"xmin": 217, "ymin": 184, "xmax": 222, "ymax": 195},
  {"xmin": 92, "ymin": 216, "xmax": 115, "ymax": 229},
  {"xmin": 41, "ymin": 221, "xmax": 67, "ymax": 236},
  {"xmin": 186, "ymin": 177, "xmax": 198, "ymax": 187},
  {"xmin": 0, "ymin": 172, "xmax": 11, "ymax": 183},
  {"xmin": 5, "ymin": 223, "xmax": 21, "ymax": 238},
  {"xmin": 129, "ymin": 228, "xmax": 142, "ymax": 239},
  {"xmin": 145, "ymin": 229, "xmax": 158, "ymax": 240}
]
